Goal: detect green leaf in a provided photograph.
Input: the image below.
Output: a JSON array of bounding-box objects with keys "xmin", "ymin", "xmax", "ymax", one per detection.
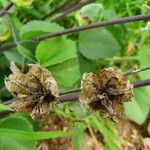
[
  {"xmin": 134, "ymin": 88, "xmax": 150, "ymax": 105},
  {"xmin": 0, "ymin": 114, "xmax": 35, "ymax": 150},
  {"xmin": 90, "ymin": 116, "xmax": 114, "ymax": 138},
  {"xmin": 0, "ymin": 55, "xmax": 9, "ymax": 67},
  {"xmin": 3, "ymin": 49, "xmax": 25, "ymax": 64},
  {"xmin": 106, "ymin": 25, "xmax": 126, "ymax": 46},
  {"xmin": 0, "ymin": 114, "xmax": 33, "ymax": 130},
  {"xmin": 17, "ymin": 44, "xmax": 35, "ymax": 62},
  {"xmin": 0, "ymin": 18, "xmax": 11, "ymax": 42},
  {"xmin": 104, "ymin": 139, "xmax": 120, "ymax": 150},
  {"xmin": 70, "ymin": 101, "xmax": 91, "ymax": 120},
  {"xmin": 0, "ymin": 103, "xmax": 12, "ymax": 111},
  {"xmin": 137, "ymin": 42, "xmax": 150, "ymax": 114},
  {"xmin": 0, "ymin": 113, "xmax": 68, "ymax": 149},
  {"xmin": 76, "ymin": 3, "xmax": 103, "ymax": 26},
  {"xmin": 20, "ymin": 21, "xmax": 63, "ymax": 39},
  {"xmin": 80, "ymin": 3, "xmax": 103, "ymax": 22},
  {"xmin": 71, "ymin": 122, "xmax": 86, "ymax": 150},
  {"xmin": 11, "ymin": 15, "xmax": 22, "ymax": 31},
  {"xmin": 54, "ymin": 106, "xmax": 72, "ymax": 119},
  {"xmin": 0, "ymin": 128, "xmax": 69, "ymax": 140},
  {"xmin": 0, "ymin": 138, "xmax": 35, "ymax": 150},
  {"xmin": 79, "ymin": 28, "xmax": 120, "ymax": 60},
  {"xmin": 138, "ymin": 45, "xmax": 150, "ymax": 79},
  {"xmin": 77, "ymin": 52, "xmax": 96, "ymax": 75},
  {"xmin": 48, "ymin": 58, "xmax": 80, "ymax": 87},
  {"xmin": 0, "ymin": 0, "xmax": 8, "ymax": 7},
  {"xmin": 36, "ymin": 37, "xmax": 76, "ymax": 67},
  {"xmin": 89, "ymin": 116, "xmax": 120, "ymax": 150},
  {"xmin": 101, "ymin": 0, "xmax": 117, "ymax": 20},
  {"xmin": 124, "ymin": 89, "xmax": 150, "ymax": 124},
  {"xmin": 124, "ymin": 99, "xmax": 149, "ymax": 124}
]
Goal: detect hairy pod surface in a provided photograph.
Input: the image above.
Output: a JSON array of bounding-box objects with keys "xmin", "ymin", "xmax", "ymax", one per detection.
[
  {"xmin": 79, "ymin": 68, "xmax": 133, "ymax": 117},
  {"xmin": 5, "ymin": 62, "xmax": 59, "ymax": 120}
]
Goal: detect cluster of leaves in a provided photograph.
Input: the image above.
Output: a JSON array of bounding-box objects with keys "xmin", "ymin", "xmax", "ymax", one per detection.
[{"xmin": 0, "ymin": 0, "xmax": 150, "ymax": 149}]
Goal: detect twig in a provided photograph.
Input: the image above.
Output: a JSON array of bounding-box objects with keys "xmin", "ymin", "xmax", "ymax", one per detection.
[
  {"xmin": 59, "ymin": 79, "xmax": 150, "ymax": 102},
  {"xmin": 0, "ymin": 43, "xmax": 16, "ymax": 53},
  {"xmin": 61, "ymin": 0, "xmax": 82, "ymax": 12},
  {"xmin": 132, "ymin": 79, "xmax": 150, "ymax": 88},
  {"xmin": 0, "ymin": 110, "xmax": 15, "ymax": 117},
  {"xmin": 0, "ymin": 2, "xmax": 13, "ymax": 17},
  {"xmin": 42, "ymin": 0, "xmax": 74, "ymax": 20},
  {"xmin": 34, "ymin": 14, "xmax": 150, "ymax": 41},
  {"xmin": 59, "ymin": 92, "xmax": 80, "ymax": 102},
  {"xmin": 106, "ymin": 56, "xmax": 139, "ymax": 61},
  {"xmin": 1, "ymin": 14, "xmax": 150, "ymax": 52},
  {"xmin": 124, "ymin": 67, "xmax": 150, "ymax": 76},
  {"xmin": 60, "ymin": 89, "xmax": 81, "ymax": 95},
  {"xmin": 51, "ymin": 0, "xmax": 95, "ymax": 22}
]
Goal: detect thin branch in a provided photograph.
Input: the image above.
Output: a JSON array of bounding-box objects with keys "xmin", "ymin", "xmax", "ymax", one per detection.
[
  {"xmin": 124, "ymin": 67, "xmax": 150, "ymax": 76},
  {"xmin": 42, "ymin": 0, "xmax": 74, "ymax": 20},
  {"xmin": 62, "ymin": 0, "xmax": 82, "ymax": 12},
  {"xmin": 60, "ymin": 89, "xmax": 81, "ymax": 95},
  {"xmin": 132, "ymin": 79, "xmax": 150, "ymax": 88},
  {"xmin": 34, "ymin": 14, "xmax": 150, "ymax": 41},
  {"xmin": 0, "ymin": 2, "xmax": 13, "ymax": 17},
  {"xmin": 59, "ymin": 92, "xmax": 80, "ymax": 102},
  {"xmin": 59, "ymin": 79, "xmax": 150, "ymax": 102},
  {"xmin": 51, "ymin": 0, "xmax": 95, "ymax": 22},
  {"xmin": 0, "ymin": 43, "xmax": 16, "ymax": 53},
  {"xmin": 0, "ymin": 110, "xmax": 15, "ymax": 117},
  {"xmin": 106, "ymin": 56, "xmax": 139, "ymax": 61},
  {"xmin": 1, "ymin": 14, "xmax": 150, "ymax": 52}
]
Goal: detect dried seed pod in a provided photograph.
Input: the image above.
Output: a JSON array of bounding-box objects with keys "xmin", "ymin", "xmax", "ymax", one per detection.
[
  {"xmin": 5, "ymin": 62, "xmax": 59, "ymax": 120},
  {"xmin": 79, "ymin": 68, "xmax": 133, "ymax": 117}
]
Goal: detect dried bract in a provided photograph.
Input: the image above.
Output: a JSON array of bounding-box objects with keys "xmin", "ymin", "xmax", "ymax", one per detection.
[
  {"xmin": 79, "ymin": 68, "xmax": 133, "ymax": 117},
  {"xmin": 5, "ymin": 62, "xmax": 59, "ymax": 120}
]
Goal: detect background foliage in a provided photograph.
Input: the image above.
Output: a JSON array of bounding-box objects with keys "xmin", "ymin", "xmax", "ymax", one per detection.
[{"xmin": 0, "ymin": 0, "xmax": 150, "ymax": 149}]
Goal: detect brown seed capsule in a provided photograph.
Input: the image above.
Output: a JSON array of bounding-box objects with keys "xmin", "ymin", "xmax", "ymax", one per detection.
[
  {"xmin": 79, "ymin": 68, "xmax": 133, "ymax": 117},
  {"xmin": 5, "ymin": 62, "xmax": 59, "ymax": 120}
]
